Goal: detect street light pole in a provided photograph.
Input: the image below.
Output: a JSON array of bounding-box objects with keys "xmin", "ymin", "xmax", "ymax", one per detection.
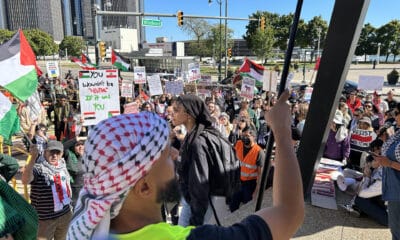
[
  {"xmin": 317, "ymin": 27, "xmax": 321, "ymax": 58},
  {"xmin": 224, "ymin": 0, "xmax": 228, "ymax": 78},
  {"xmin": 209, "ymin": 0, "xmax": 222, "ymax": 82},
  {"xmin": 377, "ymin": 42, "xmax": 381, "ymax": 65}
]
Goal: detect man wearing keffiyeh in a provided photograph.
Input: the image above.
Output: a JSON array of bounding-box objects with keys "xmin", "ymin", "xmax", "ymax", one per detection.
[{"xmin": 67, "ymin": 91, "xmax": 305, "ymax": 240}]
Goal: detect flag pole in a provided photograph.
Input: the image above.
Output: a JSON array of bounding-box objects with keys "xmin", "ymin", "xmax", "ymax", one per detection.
[{"xmin": 255, "ymin": 0, "xmax": 304, "ymax": 211}]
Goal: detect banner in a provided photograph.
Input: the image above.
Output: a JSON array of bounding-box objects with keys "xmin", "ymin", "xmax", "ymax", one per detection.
[
  {"xmin": 147, "ymin": 74, "xmax": 163, "ymax": 96},
  {"xmin": 165, "ymin": 80, "xmax": 184, "ymax": 95},
  {"xmin": 240, "ymin": 77, "xmax": 255, "ymax": 100},
  {"xmin": 78, "ymin": 70, "xmax": 120, "ymax": 126},
  {"xmin": 46, "ymin": 61, "xmax": 60, "ymax": 78},
  {"xmin": 350, "ymin": 129, "xmax": 376, "ymax": 151},
  {"xmin": 188, "ymin": 62, "xmax": 201, "ymax": 82},
  {"xmin": 120, "ymin": 79, "xmax": 134, "ymax": 98},
  {"xmin": 133, "ymin": 66, "xmax": 146, "ymax": 84},
  {"xmin": 358, "ymin": 75, "xmax": 384, "ymax": 91}
]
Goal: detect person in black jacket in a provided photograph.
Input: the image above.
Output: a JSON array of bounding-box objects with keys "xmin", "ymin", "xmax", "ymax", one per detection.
[{"xmin": 172, "ymin": 94, "xmax": 232, "ymax": 226}]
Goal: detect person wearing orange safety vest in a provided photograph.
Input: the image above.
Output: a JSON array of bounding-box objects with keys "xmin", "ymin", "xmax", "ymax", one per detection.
[{"xmin": 230, "ymin": 126, "xmax": 265, "ymax": 212}]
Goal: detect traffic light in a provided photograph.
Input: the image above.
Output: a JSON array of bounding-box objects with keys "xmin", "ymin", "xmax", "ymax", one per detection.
[
  {"xmin": 260, "ymin": 16, "xmax": 265, "ymax": 31},
  {"xmin": 177, "ymin": 10, "xmax": 184, "ymax": 26},
  {"xmin": 227, "ymin": 48, "xmax": 232, "ymax": 58},
  {"xmin": 99, "ymin": 41, "xmax": 106, "ymax": 58}
]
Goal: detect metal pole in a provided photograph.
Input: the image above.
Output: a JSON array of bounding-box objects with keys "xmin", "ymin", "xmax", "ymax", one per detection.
[
  {"xmin": 377, "ymin": 42, "xmax": 381, "ymax": 64},
  {"xmin": 219, "ymin": 1, "xmax": 222, "ymax": 82},
  {"xmin": 224, "ymin": 0, "xmax": 228, "ymax": 78},
  {"xmin": 317, "ymin": 27, "xmax": 321, "ymax": 58},
  {"xmin": 92, "ymin": 3, "xmax": 100, "ymax": 67},
  {"xmin": 255, "ymin": 0, "xmax": 304, "ymax": 211}
]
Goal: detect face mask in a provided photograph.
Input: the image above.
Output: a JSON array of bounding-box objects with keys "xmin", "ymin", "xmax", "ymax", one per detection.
[
  {"xmin": 242, "ymin": 136, "xmax": 251, "ymax": 146},
  {"xmin": 156, "ymin": 178, "xmax": 181, "ymax": 204}
]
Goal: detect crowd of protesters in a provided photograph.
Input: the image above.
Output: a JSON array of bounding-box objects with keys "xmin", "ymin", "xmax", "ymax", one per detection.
[{"xmin": 1, "ymin": 68, "xmax": 399, "ymax": 239}]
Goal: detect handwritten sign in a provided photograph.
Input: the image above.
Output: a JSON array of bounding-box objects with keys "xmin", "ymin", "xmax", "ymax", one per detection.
[
  {"xmin": 124, "ymin": 102, "xmax": 139, "ymax": 114},
  {"xmin": 165, "ymin": 81, "xmax": 184, "ymax": 95},
  {"xmin": 304, "ymin": 87, "xmax": 313, "ymax": 101},
  {"xmin": 358, "ymin": 75, "xmax": 384, "ymax": 91},
  {"xmin": 198, "ymin": 75, "xmax": 212, "ymax": 86},
  {"xmin": 120, "ymin": 80, "xmax": 134, "ymax": 98},
  {"xmin": 78, "ymin": 70, "xmax": 120, "ymax": 126},
  {"xmin": 147, "ymin": 74, "xmax": 163, "ymax": 96},
  {"xmin": 262, "ymin": 70, "xmax": 278, "ymax": 92},
  {"xmin": 188, "ymin": 62, "xmax": 201, "ymax": 82},
  {"xmin": 134, "ymin": 66, "xmax": 146, "ymax": 84},
  {"xmin": 240, "ymin": 77, "xmax": 255, "ymax": 100},
  {"xmin": 46, "ymin": 61, "xmax": 60, "ymax": 78}
]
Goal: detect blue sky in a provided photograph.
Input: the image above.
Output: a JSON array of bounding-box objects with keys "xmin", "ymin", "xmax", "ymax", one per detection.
[{"xmin": 144, "ymin": 0, "xmax": 399, "ymax": 43}]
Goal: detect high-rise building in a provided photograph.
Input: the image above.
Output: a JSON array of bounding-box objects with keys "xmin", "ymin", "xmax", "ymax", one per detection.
[
  {"xmin": 61, "ymin": 0, "xmax": 73, "ymax": 36},
  {"xmin": 81, "ymin": 0, "xmax": 94, "ymax": 38},
  {"xmin": 5, "ymin": 0, "xmax": 64, "ymax": 41}
]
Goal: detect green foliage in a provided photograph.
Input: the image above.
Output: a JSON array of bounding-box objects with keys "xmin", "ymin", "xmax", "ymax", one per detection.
[
  {"xmin": 376, "ymin": 20, "xmax": 400, "ymax": 62},
  {"xmin": 355, "ymin": 23, "xmax": 377, "ymax": 60},
  {"xmin": 59, "ymin": 36, "xmax": 86, "ymax": 57},
  {"xmin": 206, "ymin": 24, "xmax": 234, "ymax": 61},
  {"xmin": 24, "ymin": 29, "xmax": 58, "ymax": 57},
  {"xmin": 0, "ymin": 29, "xmax": 15, "ymax": 44},
  {"xmin": 387, "ymin": 68, "xmax": 399, "ymax": 85},
  {"xmin": 251, "ymin": 25, "xmax": 274, "ymax": 63}
]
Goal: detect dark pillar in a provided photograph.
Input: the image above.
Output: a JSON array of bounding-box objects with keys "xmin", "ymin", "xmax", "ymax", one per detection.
[{"xmin": 297, "ymin": 0, "xmax": 370, "ymax": 198}]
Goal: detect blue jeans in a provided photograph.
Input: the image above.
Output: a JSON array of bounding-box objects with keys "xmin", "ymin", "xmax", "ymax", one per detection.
[
  {"xmin": 354, "ymin": 196, "xmax": 388, "ymax": 226},
  {"xmin": 388, "ymin": 201, "xmax": 400, "ymax": 240}
]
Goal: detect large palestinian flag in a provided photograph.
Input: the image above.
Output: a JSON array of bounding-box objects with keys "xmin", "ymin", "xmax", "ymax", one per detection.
[
  {"xmin": 0, "ymin": 30, "xmax": 41, "ymax": 101},
  {"xmin": 239, "ymin": 58, "xmax": 265, "ymax": 82},
  {"xmin": 71, "ymin": 57, "xmax": 97, "ymax": 70},
  {"xmin": 81, "ymin": 53, "xmax": 97, "ymax": 69},
  {"xmin": 0, "ymin": 92, "xmax": 20, "ymax": 143},
  {"xmin": 111, "ymin": 49, "xmax": 130, "ymax": 72}
]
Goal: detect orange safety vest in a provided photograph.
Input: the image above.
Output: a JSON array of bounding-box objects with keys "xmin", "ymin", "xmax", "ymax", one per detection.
[{"xmin": 235, "ymin": 140, "xmax": 261, "ymax": 181}]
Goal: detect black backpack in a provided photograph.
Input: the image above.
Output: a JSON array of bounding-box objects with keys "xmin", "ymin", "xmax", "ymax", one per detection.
[{"xmin": 201, "ymin": 130, "xmax": 241, "ymax": 199}]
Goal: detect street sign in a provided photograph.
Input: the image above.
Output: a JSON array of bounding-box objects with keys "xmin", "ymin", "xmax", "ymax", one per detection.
[{"xmin": 142, "ymin": 19, "xmax": 162, "ymax": 27}]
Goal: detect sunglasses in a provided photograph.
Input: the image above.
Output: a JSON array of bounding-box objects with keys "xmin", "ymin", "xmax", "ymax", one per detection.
[{"xmin": 365, "ymin": 105, "xmax": 372, "ymax": 108}]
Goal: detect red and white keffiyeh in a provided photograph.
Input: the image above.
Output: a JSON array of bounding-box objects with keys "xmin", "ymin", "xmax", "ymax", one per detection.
[{"xmin": 67, "ymin": 112, "xmax": 169, "ymax": 240}]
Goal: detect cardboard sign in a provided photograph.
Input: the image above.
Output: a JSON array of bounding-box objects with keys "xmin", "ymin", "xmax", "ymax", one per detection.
[
  {"xmin": 147, "ymin": 74, "xmax": 163, "ymax": 96},
  {"xmin": 120, "ymin": 80, "xmax": 134, "ymax": 98},
  {"xmin": 240, "ymin": 77, "xmax": 255, "ymax": 100},
  {"xmin": 188, "ymin": 62, "xmax": 201, "ymax": 82},
  {"xmin": 134, "ymin": 66, "xmax": 146, "ymax": 84},
  {"xmin": 46, "ymin": 61, "xmax": 60, "ymax": 78},
  {"xmin": 262, "ymin": 70, "xmax": 278, "ymax": 92},
  {"xmin": 165, "ymin": 81, "xmax": 184, "ymax": 95},
  {"xmin": 78, "ymin": 70, "xmax": 120, "ymax": 126},
  {"xmin": 358, "ymin": 75, "xmax": 384, "ymax": 91}
]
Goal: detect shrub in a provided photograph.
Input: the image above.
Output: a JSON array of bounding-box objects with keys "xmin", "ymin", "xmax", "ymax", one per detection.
[{"xmin": 387, "ymin": 68, "xmax": 399, "ymax": 85}]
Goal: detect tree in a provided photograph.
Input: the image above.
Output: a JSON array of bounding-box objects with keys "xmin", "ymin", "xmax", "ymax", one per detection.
[
  {"xmin": 376, "ymin": 20, "xmax": 400, "ymax": 62},
  {"xmin": 24, "ymin": 29, "xmax": 58, "ymax": 57},
  {"xmin": 355, "ymin": 23, "xmax": 377, "ymax": 61},
  {"xmin": 206, "ymin": 24, "xmax": 234, "ymax": 62},
  {"xmin": 251, "ymin": 24, "xmax": 274, "ymax": 64},
  {"xmin": 59, "ymin": 36, "xmax": 86, "ymax": 58},
  {"xmin": 244, "ymin": 11, "xmax": 279, "ymax": 50},
  {"xmin": 181, "ymin": 18, "xmax": 212, "ymax": 59},
  {"xmin": 0, "ymin": 29, "xmax": 15, "ymax": 44},
  {"xmin": 305, "ymin": 16, "xmax": 328, "ymax": 61}
]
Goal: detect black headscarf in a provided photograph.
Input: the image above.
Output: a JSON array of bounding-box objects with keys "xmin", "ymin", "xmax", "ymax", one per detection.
[{"xmin": 177, "ymin": 94, "xmax": 220, "ymax": 146}]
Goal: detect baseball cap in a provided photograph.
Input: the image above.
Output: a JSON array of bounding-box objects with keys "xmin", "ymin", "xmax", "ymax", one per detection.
[
  {"xmin": 46, "ymin": 141, "xmax": 64, "ymax": 152},
  {"xmin": 359, "ymin": 116, "xmax": 372, "ymax": 126}
]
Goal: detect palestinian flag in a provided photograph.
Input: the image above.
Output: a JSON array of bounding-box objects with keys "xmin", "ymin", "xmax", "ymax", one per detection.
[
  {"xmin": 0, "ymin": 30, "xmax": 41, "ymax": 101},
  {"xmin": 111, "ymin": 49, "xmax": 130, "ymax": 72},
  {"xmin": 79, "ymin": 71, "xmax": 91, "ymax": 79},
  {"xmin": 71, "ymin": 57, "xmax": 96, "ymax": 70},
  {"xmin": 0, "ymin": 92, "xmax": 20, "ymax": 143},
  {"xmin": 81, "ymin": 53, "xmax": 97, "ymax": 68},
  {"xmin": 239, "ymin": 58, "xmax": 265, "ymax": 82},
  {"xmin": 108, "ymin": 110, "xmax": 120, "ymax": 118}
]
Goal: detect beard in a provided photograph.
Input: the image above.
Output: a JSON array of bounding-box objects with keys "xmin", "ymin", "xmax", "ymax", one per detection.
[{"xmin": 156, "ymin": 178, "xmax": 181, "ymax": 204}]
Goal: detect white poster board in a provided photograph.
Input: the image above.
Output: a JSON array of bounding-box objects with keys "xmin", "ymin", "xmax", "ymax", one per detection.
[
  {"xmin": 240, "ymin": 77, "xmax": 255, "ymax": 100},
  {"xmin": 147, "ymin": 74, "xmax": 163, "ymax": 96},
  {"xmin": 188, "ymin": 62, "xmax": 201, "ymax": 82},
  {"xmin": 304, "ymin": 87, "xmax": 313, "ymax": 101},
  {"xmin": 124, "ymin": 102, "xmax": 139, "ymax": 114},
  {"xmin": 78, "ymin": 70, "xmax": 120, "ymax": 126},
  {"xmin": 165, "ymin": 81, "xmax": 184, "ymax": 95},
  {"xmin": 46, "ymin": 61, "xmax": 60, "ymax": 78},
  {"xmin": 262, "ymin": 70, "xmax": 278, "ymax": 92},
  {"xmin": 120, "ymin": 80, "xmax": 134, "ymax": 98},
  {"xmin": 134, "ymin": 66, "xmax": 146, "ymax": 84},
  {"xmin": 198, "ymin": 75, "xmax": 212, "ymax": 86},
  {"xmin": 358, "ymin": 75, "xmax": 384, "ymax": 91}
]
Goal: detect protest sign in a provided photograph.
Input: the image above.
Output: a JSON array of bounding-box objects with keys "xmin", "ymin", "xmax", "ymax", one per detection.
[
  {"xmin": 124, "ymin": 102, "xmax": 139, "ymax": 114},
  {"xmin": 188, "ymin": 62, "xmax": 201, "ymax": 82},
  {"xmin": 46, "ymin": 61, "xmax": 60, "ymax": 78},
  {"xmin": 147, "ymin": 74, "xmax": 163, "ymax": 96},
  {"xmin": 120, "ymin": 79, "xmax": 134, "ymax": 98},
  {"xmin": 165, "ymin": 80, "xmax": 184, "ymax": 95},
  {"xmin": 198, "ymin": 75, "xmax": 212, "ymax": 86},
  {"xmin": 134, "ymin": 66, "xmax": 146, "ymax": 84},
  {"xmin": 304, "ymin": 87, "xmax": 313, "ymax": 101},
  {"xmin": 78, "ymin": 70, "xmax": 120, "ymax": 126},
  {"xmin": 240, "ymin": 77, "xmax": 255, "ymax": 100},
  {"xmin": 262, "ymin": 70, "xmax": 278, "ymax": 92},
  {"xmin": 358, "ymin": 75, "xmax": 384, "ymax": 91}
]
